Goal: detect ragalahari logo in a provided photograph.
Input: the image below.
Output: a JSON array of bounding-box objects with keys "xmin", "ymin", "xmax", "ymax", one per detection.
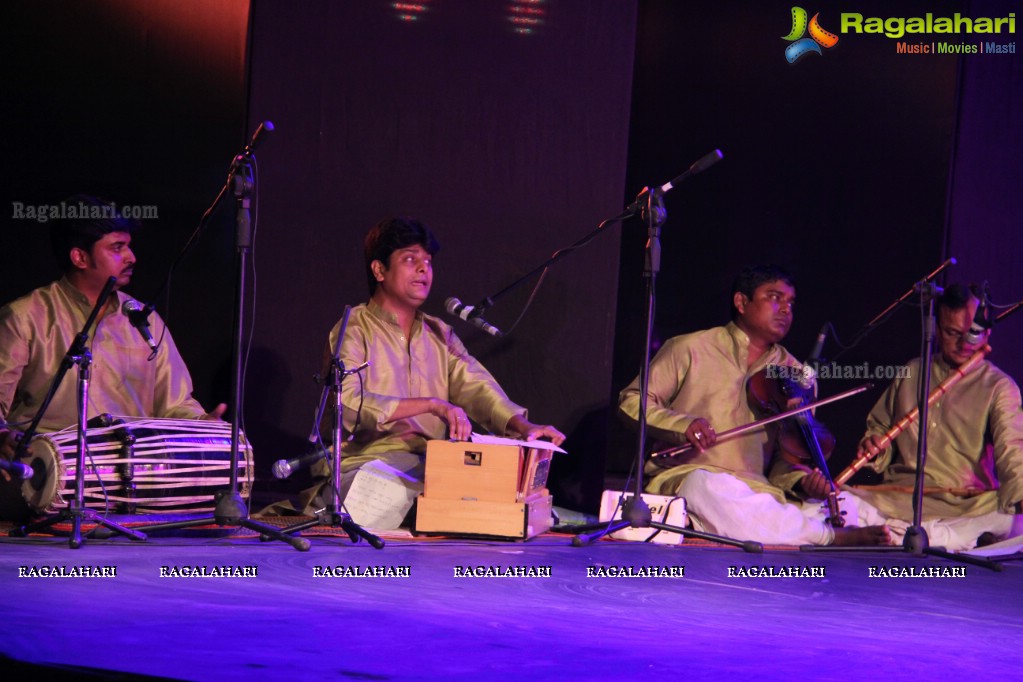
[{"xmin": 783, "ymin": 7, "xmax": 839, "ymax": 63}]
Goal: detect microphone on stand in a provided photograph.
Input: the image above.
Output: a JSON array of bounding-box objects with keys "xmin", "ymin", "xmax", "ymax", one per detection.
[
  {"xmin": 807, "ymin": 323, "xmax": 830, "ymax": 364},
  {"xmin": 797, "ymin": 323, "xmax": 830, "ymax": 391},
  {"xmin": 272, "ymin": 447, "xmax": 329, "ymax": 480},
  {"xmin": 122, "ymin": 300, "xmax": 159, "ymax": 358},
  {"xmin": 444, "ymin": 298, "xmax": 503, "ymax": 337},
  {"xmin": 242, "ymin": 120, "xmax": 274, "ymax": 157},
  {"xmin": 624, "ymin": 149, "xmax": 724, "ymax": 214},
  {"xmin": 966, "ymin": 284, "xmax": 992, "ymax": 345}
]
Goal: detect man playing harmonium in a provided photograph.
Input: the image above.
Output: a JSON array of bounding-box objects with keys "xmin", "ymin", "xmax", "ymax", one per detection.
[
  {"xmin": 310, "ymin": 217, "xmax": 564, "ymax": 520},
  {"xmin": 0, "ymin": 195, "xmax": 225, "ymax": 513}
]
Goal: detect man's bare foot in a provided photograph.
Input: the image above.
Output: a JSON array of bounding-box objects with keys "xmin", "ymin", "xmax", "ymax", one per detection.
[{"xmin": 831, "ymin": 525, "xmax": 890, "ymax": 546}]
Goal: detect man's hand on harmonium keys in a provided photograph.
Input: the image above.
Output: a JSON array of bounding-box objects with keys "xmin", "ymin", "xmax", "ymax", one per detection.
[
  {"xmin": 430, "ymin": 399, "xmax": 474, "ymax": 442},
  {"xmin": 507, "ymin": 414, "xmax": 566, "ymax": 447}
]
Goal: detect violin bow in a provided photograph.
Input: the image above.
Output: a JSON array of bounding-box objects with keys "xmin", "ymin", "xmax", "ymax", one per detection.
[{"xmin": 649, "ymin": 383, "xmax": 873, "ymax": 460}]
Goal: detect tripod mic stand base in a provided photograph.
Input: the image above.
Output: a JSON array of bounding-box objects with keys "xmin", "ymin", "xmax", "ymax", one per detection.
[
  {"xmin": 213, "ymin": 489, "xmax": 249, "ymax": 526},
  {"xmin": 801, "ymin": 524, "xmax": 1002, "ymax": 571},
  {"xmin": 139, "ymin": 491, "xmax": 311, "ymax": 551},
  {"xmin": 265, "ymin": 510, "xmax": 385, "ymax": 549},
  {"xmin": 10, "ymin": 506, "xmax": 147, "ymax": 549},
  {"xmin": 903, "ymin": 524, "xmax": 928, "ymax": 555},
  {"xmin": 570, "ymin": 519, "xmax": 763, "ymax": 553},
  {"xmin": 902, "ymin": 524, "xmax": 1002, "ymax": 571}
]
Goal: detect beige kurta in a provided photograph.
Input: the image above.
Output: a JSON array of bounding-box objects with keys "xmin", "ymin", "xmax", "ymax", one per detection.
[
  {"xmin": 618, "ymin": 322, "xmax": 807, "ymax": 504},
  {"xmin": 325, "ymin": 300, "xmax": 527, "ymax": 466},
  {"xmin": 0, "ymin": 277, "xmax": 206, "ymax": 432},
  {"xmin": 852, "ymin": 355, "xmax": 1023, "ymax": 519}
]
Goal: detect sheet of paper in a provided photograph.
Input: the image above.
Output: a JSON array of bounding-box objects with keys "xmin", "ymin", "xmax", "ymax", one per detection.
[
  {"xmin": 469, "ymin": 432, "xmax": 566, "ymax": 454},
  {"xmin": 344, "ymin": 459, "xmax": 423, "ymax": 530}
]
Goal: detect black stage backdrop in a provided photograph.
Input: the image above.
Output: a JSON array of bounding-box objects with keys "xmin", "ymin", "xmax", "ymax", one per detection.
[
  {"xmin": 223, "ymin": 0, "xmax": 636, "ymax": 509},
  {"xmin": 610, "ymin": 0, "xmax": 1023, "ymax": 479},
  {"xmin": 3, "ymin": 1, "xmax": 1020, "ymax": 511},
  {"xmin": 947, "ymin": 2, "xmax": 1023, "ymax": 384},
  {"xmin": 1, "ymin": 2, "xmax": 250, "ymax": 430}
]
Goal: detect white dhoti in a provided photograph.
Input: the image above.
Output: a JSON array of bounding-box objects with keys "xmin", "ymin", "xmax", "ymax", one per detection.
[
  {"xmin": 679, "ymin": 470, "xmax": 837, "ymax": 546},
  {"xmin": 840, "ymin": 488, "xmax": 1014, "ymax": 552},
  {"xmin": 680, "ymin": 469, "xmax": 1015, "ymax": 550}
]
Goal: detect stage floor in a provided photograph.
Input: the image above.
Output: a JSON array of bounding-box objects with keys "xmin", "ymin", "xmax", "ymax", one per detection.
[{"xmin": 2, "ymin": 524, "xmax": 1022, "ymax": 681}]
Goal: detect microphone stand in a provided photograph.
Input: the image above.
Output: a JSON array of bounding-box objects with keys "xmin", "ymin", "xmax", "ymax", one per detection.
[
  {"xmin": 899, "ymin": 283, "xmax": 998, "ymax": 568},
  {"xmin": 11, "ymin": 277, "xmax": 147, "ymax": 547},
  {"xmin": 460, "ymin": 151, "xmax": 726, "ymax": 328},
  {"xmin": 832, "ymin": 258, "xmax": 956, "ymax": 361},
  {"xmin": 805, "ymin": 281, "xmax": 999, "ymax": 570},
  {"xmin": 140, "ymin": 122, "xmax": 309, "ymax": 551},
  {"xmin": 570, "ymin": 159, "xmax": 761, "ymax": 552},
  {"xmin": 266, "ymin": 306, "xmax": 384, "ymax": 548}
]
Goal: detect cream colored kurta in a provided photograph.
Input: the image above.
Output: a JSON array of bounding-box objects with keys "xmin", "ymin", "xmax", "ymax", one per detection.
[
  {"xmin": 853, "ymin": 355, "xmax": 1023, "ymax": 519},
  {"xmin": 619, "ymin": 322, "xmax": 806, "ymax": 504},
  {"xmin": 326, "ymin": 300, "xmax": 526, "ymax": 465},
  {"xmin": 0, "ymin": 277, "xmax": 205, "ymax": 432}
]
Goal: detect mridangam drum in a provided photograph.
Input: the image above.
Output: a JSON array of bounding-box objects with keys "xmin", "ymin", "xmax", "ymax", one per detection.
[{"xmin": 19, "ymin": 417, "xmax": 253, "ymax": 514}]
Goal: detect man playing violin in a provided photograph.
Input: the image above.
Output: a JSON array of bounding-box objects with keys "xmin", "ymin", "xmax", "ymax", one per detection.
[
  {"xmin": 619, "ymin": 265, "xmax": 889, "ymax": 546},
  {"xmin": 837, "ymin": 284, "xmax": 1023, "ymax": 550}
]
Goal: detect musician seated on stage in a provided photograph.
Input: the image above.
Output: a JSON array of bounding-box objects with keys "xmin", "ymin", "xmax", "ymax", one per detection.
[
  {"xmin": 829, "ymin": 283, "xmax": 1023, "ymax": 551},
  {"xmin": 618, "ymin": 265, "xmax": 889, "ymax": 546},
  {"xmin": 300, "ymin": 216, "xmax": 564, "ymax": 521},
  {"xmin": 0, "ymin": 195, "xmax": 225, "ymax": 492}
]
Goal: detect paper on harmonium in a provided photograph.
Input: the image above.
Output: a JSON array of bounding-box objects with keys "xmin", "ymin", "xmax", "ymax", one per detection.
[{"xmin": 468, "ymin": 432, "xmax": 567, "ymax": 454}]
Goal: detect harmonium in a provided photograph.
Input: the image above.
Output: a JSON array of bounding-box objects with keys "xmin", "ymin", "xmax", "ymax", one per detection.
[{"xmin": 414, "ymin": 435, "xmax": 564, "ymax": 540}]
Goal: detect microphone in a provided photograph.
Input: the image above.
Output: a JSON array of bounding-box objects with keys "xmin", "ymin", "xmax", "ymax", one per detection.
[
  {"xmin": 122, "ymin": 300, "xmax": 159, "ymax": 357},
  {"xmin": 807, "ymin": 323, "xmax": 829, "ymax": 364},
  {"xmin": 625, "ymin": 149, "xmax": 724, "ymax": 214},
  {"xmin": 966, "ymin": 285, "xmax": 992, "ymax": 345},
  {"xmin": 444, "ymin": 298, "xmax": 503, "ymax": 337},
  {"xmin": 659, "ymin": 149, "xmax": 725, "ymax": 192},
  {"xmin": 272, "ymin": 448, "xmax": 328, "ymax": 479},
  {"xmin": 242, "ymin": 121, "xmax": 274, "ymax": 157},
  {"xmin": 0, "ymin": 458, "xmax": 34, "ymax": 479}
]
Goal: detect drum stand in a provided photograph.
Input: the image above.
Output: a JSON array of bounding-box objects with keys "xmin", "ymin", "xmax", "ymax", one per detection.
[
  {"xmin": 11, "ymin": 277, "xmax": 146, "ymax": 548},
  {"xmin": 266, "ymin": 306, "xmax": 384, "ymax": 548}
]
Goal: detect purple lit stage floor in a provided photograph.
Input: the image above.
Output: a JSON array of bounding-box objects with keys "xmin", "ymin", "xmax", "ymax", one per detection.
[{"xmin": 2, "ymin": 529, "xmax": 1022, "ymax": 681}]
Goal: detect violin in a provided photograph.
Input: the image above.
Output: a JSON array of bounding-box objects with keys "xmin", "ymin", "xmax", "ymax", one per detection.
[
  {"xmin": 746, "ymin": 366, "xmax": 845, "ymax": 527},
  {"xmin": 746, "ymin": 367, "xmax": 835, "ymax": 466}
]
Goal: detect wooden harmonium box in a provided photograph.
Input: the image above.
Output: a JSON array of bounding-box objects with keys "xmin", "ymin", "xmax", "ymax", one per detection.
[{"xmin": 415, "ymin": 436, "xmax": 564, "ymax": 539}]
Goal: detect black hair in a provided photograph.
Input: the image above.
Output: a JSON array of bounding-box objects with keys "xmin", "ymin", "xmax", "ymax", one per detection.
[
  {"xmin": 937, "ymin": 283, "xmax": 982, "ymax": 313},
  {"xmin": 363, "ymin": 217, "xmax": 441, "ymax": 295},
  {"xmin": 50, "ymin": 194, "xmax": 138, "ymax": 273},
  {"xmin": 731, "ymin": 265, "xmax": 795, "ymax": 319}
]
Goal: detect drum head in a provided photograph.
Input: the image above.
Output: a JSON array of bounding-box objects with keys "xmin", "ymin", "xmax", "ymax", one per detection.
[{"xmin": 20, "ymin": 435, "xmax": 66, "ymax": 513}]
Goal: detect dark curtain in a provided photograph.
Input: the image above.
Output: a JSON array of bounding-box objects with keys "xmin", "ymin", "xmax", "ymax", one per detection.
[
  {"xmin": 245, "ymin": 0, "xmax": 637, "ymax": 509},
  {"xmin": 611, "ymin": 0, "xmax": 972, "ymax": 477}
]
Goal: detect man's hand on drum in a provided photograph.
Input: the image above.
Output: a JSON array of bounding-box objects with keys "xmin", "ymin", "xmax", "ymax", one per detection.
[
  {"xmin": 0, "ymin": 428, "xmax": 32, "ymax": 482},
  {"xmin": 200, "ymin": 403, "xmax": 228, "ymax": 421},
  {"xmin": 1, "ymin": 428, "xmax": 23, "ymax": 461}
]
